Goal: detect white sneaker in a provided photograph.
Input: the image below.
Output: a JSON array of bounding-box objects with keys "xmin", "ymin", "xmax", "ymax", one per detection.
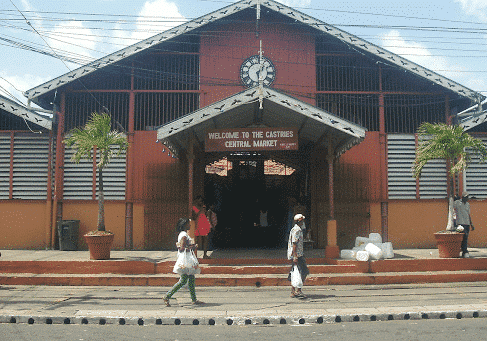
[{"xmin": 463, "ymin": 252, "xmax": 470, "ymax": 258}]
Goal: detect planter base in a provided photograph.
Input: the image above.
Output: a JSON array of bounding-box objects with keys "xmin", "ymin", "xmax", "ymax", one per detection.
[
  {"xmin": 434, "ymin": 232, "xmax": 464, "ymax": 258},
  {"xmin": 84, "ymin": 233, "xmax": 114, "ymax": 260}
]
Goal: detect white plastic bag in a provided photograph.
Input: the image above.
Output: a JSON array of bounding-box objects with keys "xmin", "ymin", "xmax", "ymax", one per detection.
[
  {"xmin": 188, "ymin": 250, "xmax": 201, "ymax": 275},
  {"xmin": 173, "ymin": 251, "xmax": 184, "ymax": 274},
  {"xmin": 355, "ymin": 236, "xmax": 371, "ymax": 247},
  {"xmin": 356, "ymin": 250, "xmax": 369, "ymax": 262},
  {"xmin": 340, "ymin": 249, "xmax": 356, "ymax": 259},
  {"xmin": 379, "ymin": 242, "xmax": 394, "ymax": 259},
  {"xmin": 174, "ymin": 250, "xmax": 201, "ymax": 275},
  {"xmin": 290, "ymin": 265, "xmax": 303, "ymax": 288},
  {"xmin": 369, "ymin": 233, "xmax": 382, "ymax": 243},
  {"xmin": 365, "ymin": 243, "xmax": 383, "ymax": 260}
]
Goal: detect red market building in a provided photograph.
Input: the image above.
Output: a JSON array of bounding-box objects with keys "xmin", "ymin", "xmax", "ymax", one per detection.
[{"xmin": 2, "ymin": 0, "xmax": 487, "ymax": 253}]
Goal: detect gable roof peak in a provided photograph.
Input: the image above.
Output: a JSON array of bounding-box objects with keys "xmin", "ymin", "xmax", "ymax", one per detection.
[{"xmin": 25, "ymin": 0, "xmax": 482, "ymax": 105}]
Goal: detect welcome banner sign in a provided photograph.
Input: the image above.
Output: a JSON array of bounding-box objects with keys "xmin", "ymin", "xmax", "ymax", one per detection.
[{"xmin": 205, "ymin": 127, "xmax": 298, "ymax": 152}]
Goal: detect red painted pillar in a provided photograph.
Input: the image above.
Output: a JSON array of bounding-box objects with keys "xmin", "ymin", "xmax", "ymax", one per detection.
[
  {"xmin": 445, "ymin": 96, "xmax": 458, "ymax": 196},
  {"xmin": 92, "ymin": 147, "xmax": 97, "ymax": 201},
  {"xmin": 52, "ymin": 93, "xmax": 66, "ymax": 248},
  {"xmin": 45, "ymin": 129, "xmax": 54, "ymax": 248},
  {"xmin": 325, "ymin": 143, "xmax": 339, "ymax": 259},
  {"xmin": 378, "ymin": 66, "xmax": 388, "ymax": 242},
  {"xmin": 125, "ymin": 69, "xmax": 135, "ymax": 249},
  {"xmin": 188, "ymin": 136, "xmax": 195, "ymax": 239},
  {"xmin": 8, "ymin": 132, "xmax": 13, "ymax": 199},
  {"xmin": 415, "ymin": 134, "xmax": 420, "ymax": 199},
  {"xmin": 328, "ymin": 155, "xmax": 334, "ymax": 220}
]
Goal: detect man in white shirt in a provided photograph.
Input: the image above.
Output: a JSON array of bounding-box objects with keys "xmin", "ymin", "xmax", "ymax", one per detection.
[
  {"xmin": 454, "ymin": 191, "xmax": 475, "ymax": 258},
  {"xmin": 287, "ymin": 214, "xmax": 309, "ymax": 298}
]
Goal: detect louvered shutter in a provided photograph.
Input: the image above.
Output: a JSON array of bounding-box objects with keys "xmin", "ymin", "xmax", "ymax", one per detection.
[
  {"xmin": 0, "ymin": 133, "xmax": 10, "ymax": 199},
  {"xmin": 387, "ymin": 134, "xmax": 416, "ymax": 199},
  {"xmin": 418, "ymin": 159, "xmax": 447, "ymax": 199},
  {"xmin": 417, "ymin": 135, "xmax": 447, "ymax": 199},
  {"xmin": 95, "ymin": 147, "xmax": 126, "ymax": 200},
  {"xmin": 465, "ymin": 135, "xmax": 487, "ymax": 199},
  {"xmin": 64, "ymin": 146, "xmax": 126, "ymax": 200},
  {"xmin": 388, "ymin": 134, "xmax": 447, "ymax": 199},
  {"xmin": 63, "ymin": 148, "xmax": 95, "ymax": 200},
  {"xmin": 12, "ymin": 133, "xmax": 51, "ymax": 200}
]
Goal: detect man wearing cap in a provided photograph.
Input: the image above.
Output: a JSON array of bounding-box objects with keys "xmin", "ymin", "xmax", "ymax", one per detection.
[
  {"xmin": 287, "ymin": 213, "xmax": 309, "ymax": 298},
  {"xmin": 454, "ymin": 191, "xmax": 475, "ymax": 258}
]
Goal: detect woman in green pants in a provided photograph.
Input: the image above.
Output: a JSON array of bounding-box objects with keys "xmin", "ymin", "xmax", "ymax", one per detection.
[{"xmin": 163, "ymin": 218, "xmax": 204, "ymax": 306}]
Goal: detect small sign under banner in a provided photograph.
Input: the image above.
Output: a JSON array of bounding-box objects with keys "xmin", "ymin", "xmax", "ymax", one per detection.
[{"xmin": 205, "ymin": 127, "xmax": 298, "ymax": 152}]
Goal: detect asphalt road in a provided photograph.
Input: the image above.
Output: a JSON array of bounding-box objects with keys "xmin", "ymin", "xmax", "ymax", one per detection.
[{"xmin": 2, "ymin": 318, "xmax": 487, "ymax": 341}]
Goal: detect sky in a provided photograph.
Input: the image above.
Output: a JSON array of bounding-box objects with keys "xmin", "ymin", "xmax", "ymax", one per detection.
[{"xmin": 2, "ymin": 0, "xmax": 487, "ymax": 110}]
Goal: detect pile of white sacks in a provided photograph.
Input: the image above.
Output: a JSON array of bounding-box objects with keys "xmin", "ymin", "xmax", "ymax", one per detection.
[{"xmin": 340, "ymin": 233, "xmax": 394, "ymax": 261}]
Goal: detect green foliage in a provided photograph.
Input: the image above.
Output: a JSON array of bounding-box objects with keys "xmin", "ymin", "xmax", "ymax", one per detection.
[
  {"xmin": 413, "ymin": 122, "xmax": 487, "ymax": 179},
  {"xmin": 64, "ymin": 113, "xmax": 128, "ymax": 169},
  {"xmin": 63, "ymin": 112, "xmax": 128, "ymax": 231}
]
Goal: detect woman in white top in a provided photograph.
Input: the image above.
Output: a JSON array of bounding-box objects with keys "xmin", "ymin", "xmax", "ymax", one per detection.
[{"xmin": 163, "ymin": 218, "xmax": 204, "ymax": 306}]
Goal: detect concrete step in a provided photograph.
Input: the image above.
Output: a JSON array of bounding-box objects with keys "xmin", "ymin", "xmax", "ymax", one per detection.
[
  {"xmin": 2, "ymin": 270, "xmax": 487, "ymax": 286},
  {"xmin": 2, "ymin": 257, "xmax": 487, "ymax": 276},
  {"xmin": 196, "ymin": 264, "xmax": 362, "ymax": 275},
  {"xmin": 0, "ymin": 258, "xmax": 368, "ymax": 275}
]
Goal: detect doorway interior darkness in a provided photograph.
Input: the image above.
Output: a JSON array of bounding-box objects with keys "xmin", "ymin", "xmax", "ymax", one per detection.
[{"xmin": 204, "ymin": 153, "xmax": 306, "ymax": 249}]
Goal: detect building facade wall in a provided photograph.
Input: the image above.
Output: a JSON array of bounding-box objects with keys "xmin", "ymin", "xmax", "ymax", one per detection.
[
  {"xmin": 62, "ymin": 202, "xmax": 126, "ymax": 249},
  {"xmin": 2, "ymin": 7, "xmax": 487, "ymax": 250},
  {"xmin": 132, "ymin": 131, "xmax": 187, "ymax": 249},
  {"xmin": 0, "ymin": 201, "xmax": 48, "ymax": 249},
  {"xmin": 199, "ymin": 19, "xmax": 316, "ymax": 106}
]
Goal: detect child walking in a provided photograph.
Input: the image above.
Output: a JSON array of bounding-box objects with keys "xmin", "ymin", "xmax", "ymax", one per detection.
[{"xmin": 163, "ymin": 218, "xmax": 204, "ymax": 306}]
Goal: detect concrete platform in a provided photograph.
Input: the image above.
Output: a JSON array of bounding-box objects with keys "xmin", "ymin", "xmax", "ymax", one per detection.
[
  {"xmin": 3, "ymin": 283, "xmax": 487, "ymax": 326},
  {"xmin": 1, "ymin": 248, "xmax": 487, "ymax": 287}
]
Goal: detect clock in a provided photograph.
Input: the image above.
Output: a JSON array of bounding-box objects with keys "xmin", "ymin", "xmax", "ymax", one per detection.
[{"xmin": 240, "ymin": 55, "xmax": 276, "ymax": 88}]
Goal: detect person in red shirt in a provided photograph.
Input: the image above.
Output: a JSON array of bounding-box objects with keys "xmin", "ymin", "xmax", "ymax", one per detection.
[{"xmin": 192, "ymin": 196, "xmax": 212, "ymax": 259}]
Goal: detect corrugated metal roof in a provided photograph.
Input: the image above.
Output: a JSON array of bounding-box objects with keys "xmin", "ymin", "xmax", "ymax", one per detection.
[
  {"xmin": 156, "ymin": 86, "xmax": 366, "ymax": 158},
  {"xmin": 24, "ymin": 0, "xmax": 482, "ymax": 105},
  {"xmin": 0, "ymin": 95, "xmax": 52, "ymax": 130},
  {"xmin": 460, "ymin": 111, "xmax": 487, "ymax": 131}
]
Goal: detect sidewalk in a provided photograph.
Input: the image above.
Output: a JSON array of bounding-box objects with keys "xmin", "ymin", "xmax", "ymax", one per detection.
[
  {"xmin": 2, "ymin": 249, "xmax": 487, "ymax": 325},
  {"xmin": 1, "ymin": 283, "xmax": 487, "ymax": 326}
]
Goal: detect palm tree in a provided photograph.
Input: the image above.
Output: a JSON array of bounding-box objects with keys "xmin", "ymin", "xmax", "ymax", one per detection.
[
  {"xmin": 413, "ymin": 122, "xmax": 487, "ymax": 230},
  {"xmin": 64, "ymin": 112, "xmax": 128, "ymax": 232}
]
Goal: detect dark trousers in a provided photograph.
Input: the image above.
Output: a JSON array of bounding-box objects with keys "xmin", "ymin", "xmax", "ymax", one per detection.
[
  {"xmin": 461, "ymin": 225, "xmax": 471, "ymax": 254},
  {"xmin": 196, "ymin": 235, "xmax": 208, "ymax": 256}
]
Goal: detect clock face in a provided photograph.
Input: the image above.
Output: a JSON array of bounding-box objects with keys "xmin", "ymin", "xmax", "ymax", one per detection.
[{"xmin": 240, "ymin": 55, "xmax": 276, "ymax": 88}]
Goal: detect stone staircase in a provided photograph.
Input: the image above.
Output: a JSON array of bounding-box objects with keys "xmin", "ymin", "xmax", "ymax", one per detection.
[{"xmin": 2, "ymin": 256, "xmax": 487, "ymax": 286}]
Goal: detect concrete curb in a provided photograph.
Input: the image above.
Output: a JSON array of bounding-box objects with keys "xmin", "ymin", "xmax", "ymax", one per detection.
[{"xmin": 1, "ymin": 308, "xmax": 486, "ymax": 325}]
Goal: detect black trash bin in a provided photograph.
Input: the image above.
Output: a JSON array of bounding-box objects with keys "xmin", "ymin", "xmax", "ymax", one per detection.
[{"xmin": 58, "ymin": 220, "xmax": 80, "ymax": 251}]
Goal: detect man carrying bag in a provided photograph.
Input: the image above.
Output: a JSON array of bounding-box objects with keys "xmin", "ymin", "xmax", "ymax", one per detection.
[{"xmin": 287, "ymin": 214, "xmax": 309, "ymax": 298}]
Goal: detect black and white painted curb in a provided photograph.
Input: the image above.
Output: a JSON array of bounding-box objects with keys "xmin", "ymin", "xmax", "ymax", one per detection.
[{"xmin": 1, "ymin": 309, "xmax": 487, "ymax": 325}]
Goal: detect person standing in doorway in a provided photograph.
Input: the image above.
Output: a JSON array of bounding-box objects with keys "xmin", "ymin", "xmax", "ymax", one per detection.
[
  {"xmin": 192, "ymin": 196, "xmax": 212, "ymax": 259},
  {"xmin": 287, "ymin": 214, "xmax": 309, "ymax": 298},
  {"xmin": 281, "ymin": 197, "xmax": 297, "ymax": 247},
  {"xmin": 206, "ymin": 203, "xmax": 218, "ymax": 251},
  {"xmin": 207, "ymin": 204, "xmax": 218, "ymax": 231},
  {"xmin": 454, "ymin": 191, "xmax": 475, "ymax": 258}
]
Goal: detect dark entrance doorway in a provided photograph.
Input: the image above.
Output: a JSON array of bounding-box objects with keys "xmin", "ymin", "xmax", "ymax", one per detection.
[{"xmin": 204, "ymin": 153, "xmax": 303, "ymax": 249}]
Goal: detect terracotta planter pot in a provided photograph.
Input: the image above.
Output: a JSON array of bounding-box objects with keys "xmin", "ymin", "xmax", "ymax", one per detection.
[
  {"xmin": 84, "ymin": 233, "xmax": 114, "ymax": 260},
  {"xmin": 434, "ymin": 232, "xmax": 464, "ymax": 258}
]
